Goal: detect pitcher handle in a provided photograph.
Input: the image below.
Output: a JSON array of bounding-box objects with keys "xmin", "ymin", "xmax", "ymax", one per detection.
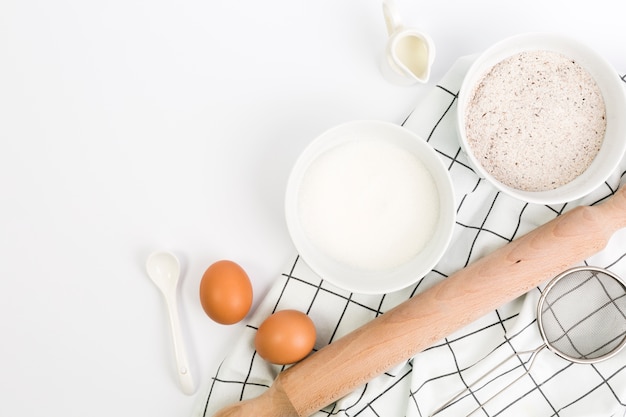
[{"xmin": 382, "ymin": 0, "xmax": 402, "ymax": 36}]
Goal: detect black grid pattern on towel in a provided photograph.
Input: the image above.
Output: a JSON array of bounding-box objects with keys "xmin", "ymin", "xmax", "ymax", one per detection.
[{"xmin": 199, "ymin": 62, "xmax": 626, "ymax": 417}]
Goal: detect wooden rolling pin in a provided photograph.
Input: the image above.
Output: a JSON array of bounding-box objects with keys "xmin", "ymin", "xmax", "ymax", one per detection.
[{"xmin": 215, "ymin": 185, "xmax": 626, "ymax": 417}]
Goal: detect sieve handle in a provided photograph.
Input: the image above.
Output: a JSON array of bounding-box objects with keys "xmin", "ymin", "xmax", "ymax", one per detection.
[
  {"xmin": 465, "ymin": 346, "xmax": 545, "ymax": 417},
  {"xmin": 214, "ymin": 186, "xmax": 626, "ymax": 417},
  {"xmin": 429, "ymin": 346, "xmax": 545, "ymax": 416}
]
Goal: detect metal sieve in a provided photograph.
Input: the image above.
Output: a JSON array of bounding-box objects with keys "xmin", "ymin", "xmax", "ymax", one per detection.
[{"xmin": 431, "ymin": 266, "xmax": 626, "ymax": 416}]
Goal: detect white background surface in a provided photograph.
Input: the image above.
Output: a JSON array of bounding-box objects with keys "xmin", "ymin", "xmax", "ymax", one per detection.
[{"xmin": 1, "ymin": 1, "xmax": 625, "ymax": 416}]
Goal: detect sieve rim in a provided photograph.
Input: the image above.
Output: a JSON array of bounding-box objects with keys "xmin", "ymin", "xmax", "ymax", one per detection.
[{"xmin": 536, "ymin": 266, "xmax": 626, "ymax": 364}]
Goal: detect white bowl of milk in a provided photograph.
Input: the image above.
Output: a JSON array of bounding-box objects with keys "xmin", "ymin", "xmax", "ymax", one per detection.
[{"xmin": 285, "ymin": 120, "xmax": 455, "ymax": 294}]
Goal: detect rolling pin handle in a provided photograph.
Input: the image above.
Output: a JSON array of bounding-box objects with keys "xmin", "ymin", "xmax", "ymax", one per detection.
[{"xmin": 212, "ymin": 375, "xmax": 298, "ymax": 417}]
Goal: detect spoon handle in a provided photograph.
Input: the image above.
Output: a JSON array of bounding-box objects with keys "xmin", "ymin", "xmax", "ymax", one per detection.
[{"xmin": 164, "ymin": 293, "xmax": 196, "ymax": 395}]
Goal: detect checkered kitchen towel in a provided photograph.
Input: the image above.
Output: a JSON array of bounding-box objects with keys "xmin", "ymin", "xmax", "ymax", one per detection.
[{"xmin": 196, "ymin": 56, "xmax": 626, "ymax": 417}]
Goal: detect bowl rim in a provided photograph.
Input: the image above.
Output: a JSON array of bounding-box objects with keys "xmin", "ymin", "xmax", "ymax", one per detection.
[
  {"xmin": 457, "ymin": 32, "xmax": 626, "ymax": 205},
  {"xmin": 284, "ymin": 120, "xmax": 456, "ymax": 294}
]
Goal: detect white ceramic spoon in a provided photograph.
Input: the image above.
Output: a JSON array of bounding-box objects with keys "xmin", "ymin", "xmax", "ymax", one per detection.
[{"xmin": 146, "ymin": 250, "xmax": 196, "ymax": 395}]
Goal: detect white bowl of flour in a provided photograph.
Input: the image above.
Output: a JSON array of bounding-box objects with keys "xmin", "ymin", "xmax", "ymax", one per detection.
[
  {"xmin": 285, "ymin": 120, "xmax": 455, "ymax": 294},
  {"xmin": 458, "ymin": 33, "xmax": 626, "ymax": 205}
]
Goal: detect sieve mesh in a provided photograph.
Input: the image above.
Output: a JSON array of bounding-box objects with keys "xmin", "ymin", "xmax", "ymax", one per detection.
[
  {"xmin": 431, "ymin": 267, "xmax": 626, "ymax": 417},
  {"xmin": 539, "ymin": 268, "xmax": 626, "ymax": 362}
]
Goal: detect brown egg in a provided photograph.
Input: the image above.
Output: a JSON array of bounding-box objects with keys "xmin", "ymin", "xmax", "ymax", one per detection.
[
  {"xmin": 199, "ymin": 260, "xmax": 253, "ymax": 325},
  {"xmin": 254, "ymin": 309, "xmax": 316, "ymax": 365}
]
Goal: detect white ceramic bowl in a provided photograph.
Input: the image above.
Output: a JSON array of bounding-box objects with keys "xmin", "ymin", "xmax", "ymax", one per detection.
[
  {"xmin": 457, "ymin": 33, "xmax": 626, "ymax": 205},
  {"xmin": 285, "ymin": 120, "xmax": 456, "ymax": 294}
]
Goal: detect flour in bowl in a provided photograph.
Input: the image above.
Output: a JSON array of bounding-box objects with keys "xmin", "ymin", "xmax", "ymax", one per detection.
[
  {"xmin": 465, "ymin": 50, "xmax": 606, "ymax": 192},
  {"xmin": 297, "ymin": 139, "xmax": 439, "ymax": 271}
]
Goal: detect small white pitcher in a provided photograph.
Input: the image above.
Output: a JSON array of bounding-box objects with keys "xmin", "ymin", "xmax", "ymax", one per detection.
[{"xmin": 380, "ymin": 0, "xmax": 435, "ymax": 85}]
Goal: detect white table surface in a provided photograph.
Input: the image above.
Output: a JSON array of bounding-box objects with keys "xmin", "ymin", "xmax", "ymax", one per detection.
[{"xmin": 1, "ymin": 1, "xmax": 625, "ymax": 416}]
